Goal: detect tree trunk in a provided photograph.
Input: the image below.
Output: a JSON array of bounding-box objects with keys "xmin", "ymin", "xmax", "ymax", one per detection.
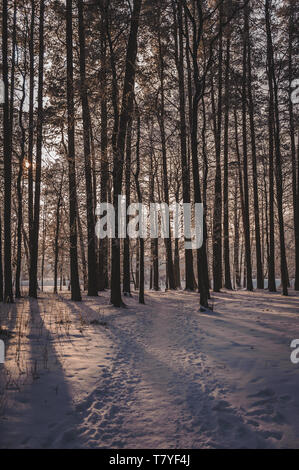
[
  {"xmin": 98, "ymin": 4, "xmax": 109, "ymax": 291},
  {"xmin": 135, "ymin": 241, "xmax": 140, "ymax": 291},
  {"xmin": 123, "ymin": 112, "xmax": 133, "ymax": 296},
  {"xmin": 233, "ymin": 174, "xmax": 241, "ymax": 289},
  {"xmin": 16, "ymin": 45, "xmax": 27, "ymax": 299},
  {"xmin": 66, "ymin": 0, "xmax": 82, "ymax": 301},
  {"xmin": 110, "ymin": 0, "xmax": 142, "ymax": 307},
  {"xmin": 174, "ymin": 0, "xmax": 195, "ymax": 291},
  {"xmin": 213, "ymin": 3, "xmax": 223, "ymax": 293},
  {"xmin": 234, "ymin": 107, "xmax": 250, "ymax": 289},
  {"xmin": 41, "ymin": 202, "xmax": 47, "ymax": 292},
  {"xmin": 265, "ymin": 0, "xmax": 288, "ymax": 296},
  {"xmin": 185, "ymin": 3, "xmax": 209, "ymax": 308},
  {"xmin": 241, "ymin": 6, "xmax": 253, "ymax": 291},
  {"xmin": 29, "ymin": 0, "xmax": 45, "ymax": 298},
  {"xmin": 2, "ymin": 0, "xmax": 14, "ymax": 303},
  {"xmin": 265, "ymin": 8, "xmax": 276, "ymax": 293},
  {"xmin": 247, "ymin": 7, "xmax": 263, "ymax": 289},
  {"xmin": 77, "ymin": 205, "xmax": 88, "ymax": 292},
  {"xmin": 223, "ymin": 35, "xmax": 232, "ymax": 290},
  {"xmin": 288, "ymin": 1, "xmax": 298, "ymax": 290},
  {"xmin": 157, "ymin": 26, "xmax": 176, "ymax": 291},
  {"xmin": 77, "ymin": 0, "xmax": 98, "ymax": 296},
  {"xmin": 28, "ymin": 0, "xmax": 35, "ymax": 243},
  {"xmin": 54, "ymin": 172, "xmax": 64, "ymax": 294},
  {"xmin": 134, "ymin": 110, "xmax": 145, "ymax": 304},
  {"xmin": 149, "ymin": 126, "xmax": 160, "ymax": 292}
]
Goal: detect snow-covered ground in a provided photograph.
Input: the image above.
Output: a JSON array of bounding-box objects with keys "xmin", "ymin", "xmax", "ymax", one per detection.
[{"xmin": 0, "ymin": 289, "xmax": 298, "ymax": 449}]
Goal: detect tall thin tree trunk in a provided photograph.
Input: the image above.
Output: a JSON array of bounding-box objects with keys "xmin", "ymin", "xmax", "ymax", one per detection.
[
  {"xmin": 9, "ymin": 0, "xmax": 17, "ymax": 162},
  {"xmin": 123, "ymin": 112, "xmax": 133, "ymax": 296},
  {"xmin": 28, "ymin": 0, "xmax": 35, "ymax": 244},
  {"xmin": 2, "ymin": 0, "xmax": 14, "ymax": 303},
  {"xmin": 185, "ymin": 4, "xmax": 209, "ymax": 307},
  {"xmin": 110, "ymin": 0, "xmax": 142, "ymax": 307},
  {"xmin": 247, "ymin": 7, "xmax": 263, "ymax": 289},
  {"xmin": 288, "ymin": 1, "xmax": 298, "ymax": 290},
  {"xmin": 174, "ymin": 0, "xmax": 195, "ymax": 291},
  {"xmin": 213, "ymin": 2, "xmax": 223, "ymax": 293},
  {"xmin": 77, "ymin": 205, "xmax": 88, "ymax": 292},
  {"xmin": 241, "ymin": 6, "xmax": 253, "ymax": 291},
  {"xmin": 98, "ymin": 3, "xmax": 109, "ymax": 291},
  {"xmin": 234, "ymin": 107, "xmax": 249, "ymax": 289},
  {"xmin": 265, "ymin": 12, "xmax": 276, "ymax": 293},
  {"xmin": 223, "ymin": 35, "xmax": 232, "ymax": 290},
  {"xmin": 54, "ymin": 172, "xmax": 64, "ymax": 294},
  {"xmin": 201, "ymin": 97, "xmax": 210, "ymax": 296},
  {"xmin": 41, "ymin": 201, "xmax": 47, "ymax": 292},
  {"xmin": 233, "ymin": 174, "xmax": 241, "ymax": 289},
  {"xmin": 66, "ymin": 0, "xmax": 82, "ymax": 301},
  {"xmin": 134, "ymin": 110, "xmax": 145, "ymax": 304},
  {"xmin": 265, "ymin": 0, "xmax": 288, "ymax": 296},
  {"xmin": 77, "ymin": 0, "xmax": 98, "ymax": 296},
  {"xmin": 16, "ymin": 43, "xmax": 27, "ymax": 299},
  {"xmin": 29, "ymin": 0, "xmax": 45, "ymax": 298},
  {"xmin": 149, "ymin": 126, "xmax": 159, "ymax": 291},
  {"xmin": 157, "ymin": 26, "xmax": 176, "ymax": 291}
]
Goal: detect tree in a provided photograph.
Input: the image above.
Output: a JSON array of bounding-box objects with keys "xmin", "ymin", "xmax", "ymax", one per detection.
[
  {"xmin": 212, "ymin": 1, "xmax": 223, "ymax": 293},
  {"xmin": 123, "ymin": 110, "xmax": 133, "ymax": 296},
  {"xmin": 66, "ymin": 0, "xmax": 82, "ymax": 301},
  {"xmin": 53, "ymin": 168, "xmax": 65, "ymax": 295},
  {"xmin": 173, "ymin": 0, "xmax": 195, "ymax": 291},
  {"xmin": 247, "ymin": 4, "xmax": 263, "ymax": 289},
  {"xmin": 77, "ymin": 0, "xmax": 98, "ymax": 296},
  {"xmin": 133, "ymin": 106, "xmax": 145, "ymax": 304},
  {"xmin": 223, "ymin": 30, "xmax": 233, "ymax": 290},
  {"xmin": 265, "ymin": 0, "xmax": 288, "ymax": 296},
  {"xmin": 98, "ymin": 1, "xmax": 109, "ymax": 292},
  {"xmin": 156, "ymin": 15, "xmax": 176, "ymax": 291},
  {"xmin": 110, "ymin": 0, "xmax": 142, "ymax": 307},
  {"xmin": 287, "ymin": 0, "xmax": 299, "ymax": 290},
  {"xmin": 241, "ymin": 3, "xmax": 253, "ymax": 291},
  {"xmin": 16, "ymin": 21, "xmax": 27, "ymax": 299},
  {"xmin": 2, "ymin": 0, "xmax": 14, "ymax": 303},
  {"xmin": 28, "ymin": 0, "xmax": 35, "ymax": 237},
  {"xmin": 29, "ymin": 0, "xmax": 45, "ymax": 298},
  {"xmin": 183, "ymin": 0, "xmax": 210, "ymax": 307}
]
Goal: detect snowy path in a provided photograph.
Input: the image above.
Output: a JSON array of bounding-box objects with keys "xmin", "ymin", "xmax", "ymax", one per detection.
[{"xmin": 0, "ymin": 290, "xmax": 298, "ymax": 448}]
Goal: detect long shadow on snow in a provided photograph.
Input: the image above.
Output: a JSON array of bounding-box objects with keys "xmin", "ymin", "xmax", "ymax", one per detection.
[
  {"xmin": 4, "ymin": 298, "xmax": 85, "ymax": 449},
  {"xmin": 60, "ymin": 293, "xmax": 275, "ymax": 448}
]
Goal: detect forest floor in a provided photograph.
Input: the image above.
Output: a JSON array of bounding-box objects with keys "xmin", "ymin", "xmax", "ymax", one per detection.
[{"xmin": 0, "ymin": 288, "xmax": 298, "ymax": 449}]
